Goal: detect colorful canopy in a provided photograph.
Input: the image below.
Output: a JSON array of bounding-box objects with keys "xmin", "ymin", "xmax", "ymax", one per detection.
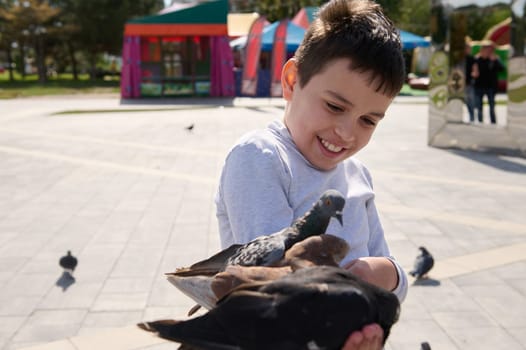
[
  {"xmin": 230, "ymin": 21, "xmax": 306, "ymax": 52},
  {"xmin": 292, "ymin": 6, "xmax": 318, "ymax": 29},
  {"xmin": 124, "ymin": 0, "xmax": 228, "ymax": 36},
  {"xmin": 398, "ymin": 30, "xmax": 430, "ymax": 50}
]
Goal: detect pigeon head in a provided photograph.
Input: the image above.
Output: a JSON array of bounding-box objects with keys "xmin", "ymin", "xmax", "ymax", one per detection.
[
  {"xmin": 291, "ymin": 189, "xmax": 346, "ymax": 240},
  {"xmin": 316, "ymin": 189, "xmax": 345, "ymax": 225},
  {"xmin": 418, "ymin": 246, "xmax": 430, "ymax": 255}
]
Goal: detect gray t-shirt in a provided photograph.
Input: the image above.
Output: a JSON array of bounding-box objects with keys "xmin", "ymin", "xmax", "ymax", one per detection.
[{"xmin": 215, "ymin": 119, "xmax": 407, "ymax": 301}]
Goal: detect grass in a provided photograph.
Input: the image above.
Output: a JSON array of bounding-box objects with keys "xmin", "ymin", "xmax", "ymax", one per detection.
[
  {"xmin": 0, "ymin": 72, "xmax": 120, "ymax": 99},
  {"xmin": 399, "ymin": 83, "xmax": 428, "ymax": 96}
]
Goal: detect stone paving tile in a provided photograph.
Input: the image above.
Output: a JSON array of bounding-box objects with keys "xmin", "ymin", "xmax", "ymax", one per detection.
[
  {"xmin": 79, "ymin": 311, "xmax": 143, "ymax": 334},
  {"xmin": 508, "ymin": 327, "xmax": 526, "ymax": 347},
  {"xmin": 445, "ymin": 326, "xmax": 524, "ymax": 350},
  {"xmin": 8, "ymin": 309, "xmax": 87, "ymax": 349},
  {"xmin": 432, "ymin": 310, "xmax": 498, "ymax": 328},
  {"xmin": 91, "ymin": 292, "xmax": 149, "ymax": 312},
  {"xmin": 387, "ymin": 319, "xmax": 458, "ymax": 350},
  {"xmin": 0, "ymin": 316, "xmax": 26, "ymax": 350},
  {"xmin": 0, "ymin": 97, "xmax": 524, "ymax": 349}
]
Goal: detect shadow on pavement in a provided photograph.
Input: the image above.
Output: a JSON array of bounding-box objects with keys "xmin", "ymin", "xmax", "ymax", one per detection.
[{"xmin": 449, "ymin": 149, "xmax": 526, "ymax": 174}]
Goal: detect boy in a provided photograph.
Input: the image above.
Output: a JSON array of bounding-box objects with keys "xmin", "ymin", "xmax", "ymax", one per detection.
[{"xmin": 216, "ymin": 0, "xmax": 407, "ymax": 348}]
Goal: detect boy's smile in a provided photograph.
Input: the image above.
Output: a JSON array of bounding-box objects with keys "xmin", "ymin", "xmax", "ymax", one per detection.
[{"xmin": 282, "ymin": 58, "xmax": 393, "ymax": 171}]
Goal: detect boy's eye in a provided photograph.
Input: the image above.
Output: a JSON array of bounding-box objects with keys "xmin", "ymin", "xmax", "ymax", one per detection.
[
  {"xmin": 326, "ymin": 102, "xmax": 344, "ymax": 112},
  {"xmin": 361, "ymin": 117, "xmax": 377, "ymax": 126}
]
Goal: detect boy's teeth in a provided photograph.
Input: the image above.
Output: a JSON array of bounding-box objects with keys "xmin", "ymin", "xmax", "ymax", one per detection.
[{"xmin": 321, "ymin": 139, "xmax": 343, "ymax": 152}]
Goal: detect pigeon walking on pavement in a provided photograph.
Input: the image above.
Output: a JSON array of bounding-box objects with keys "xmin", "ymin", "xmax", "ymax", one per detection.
[
  {"xmin": 409, "ymin": 246, "xmax": 434, "ymax": 279},
  {"xmin": 138, "ymin": 265, "xmax": 400, "ymax": 350},
  {"xmin": 59, "ymin": 251, "xmax": 78, "ymax": 276},
  {"xmin": 421, "ymin": 341, "xmax": 432, "ymax": 350}
]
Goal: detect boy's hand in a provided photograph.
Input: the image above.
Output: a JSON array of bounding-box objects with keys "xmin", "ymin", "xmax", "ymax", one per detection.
[
  {"xmin": 342, "ymin": 323, "xmax": 384, "ymax": 350},
  {"xmin": 343, "ymin": 257, "xmax": 398, "ymax": 291}
]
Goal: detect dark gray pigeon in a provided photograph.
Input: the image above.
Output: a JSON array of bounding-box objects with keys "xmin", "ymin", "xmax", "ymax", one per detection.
[
  {"xmin": 409, "ymin": 246, "xmax": 434, "ymax": 279},
  {"xmin": 421, "ymin": 341, "xmax": 432, "ymax": 350},
  {"xmin": 59, "ymin": 251, "xmax": 78, "ymax": 275},
  {"xmin": 138, "ymin": 265, "xmax": 400, "ymax": 350},
  {"xmin": 173, "ymin": 189, "xmax": 345, "ymax": 277}
]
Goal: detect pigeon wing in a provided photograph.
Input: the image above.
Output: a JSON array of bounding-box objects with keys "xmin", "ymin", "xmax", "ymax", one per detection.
[
  {"xmin": 410, "ymin": 254, "xmax": 425, "ymax": 276},
  {"xmin": 172, "ymin": 244, "xmax": 243, "ymax": 277},
  {"xmin": 421, "ymin": 255, "xmax": 434, "ymax": 276},
  {"xmin": 227, "ymin": 235, "xmax": 285, "ymax": 267}
]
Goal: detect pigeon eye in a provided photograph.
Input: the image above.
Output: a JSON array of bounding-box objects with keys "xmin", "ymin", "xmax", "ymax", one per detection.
[{"xmin": 325, "ymin": 199, "xmax": 331, "ymax": 206}]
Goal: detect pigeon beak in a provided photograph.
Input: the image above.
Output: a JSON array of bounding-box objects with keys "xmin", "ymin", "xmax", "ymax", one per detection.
[{"xmin": 335, "ymin": 212, "xmax": 343, "ymax": 226}]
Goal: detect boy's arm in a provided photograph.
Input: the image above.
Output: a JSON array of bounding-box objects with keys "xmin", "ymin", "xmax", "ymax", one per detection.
[
  {"xmin": 217, "ymin": 142, "xmax": 293, "ymax": 246},
  {"xmin": 344, "ymin": 257, "xmax": 398, "ymax": 292},
  {"xmin": 359, "ymin": 179, "xmax": 408, "ymax": 301}
]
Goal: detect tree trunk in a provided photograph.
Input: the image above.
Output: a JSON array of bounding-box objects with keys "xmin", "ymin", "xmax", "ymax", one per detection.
[
  {"xmin": 35, "ymin": 37, "xmax": 47, "ymax": 83},
  {"xmin": 89, "ymin": 53, "xmax": 97, "ymax": 80},
  {"xmin": 66, "ymin": 41, "xmax": 78, "ymax": 80},
  {"xmin": 19, "ymin": 45, "xmax": 26, "ymax": 78},
  {"xmin": 6, "ymin": 46, "xmax": 15, "ymax": 82}
]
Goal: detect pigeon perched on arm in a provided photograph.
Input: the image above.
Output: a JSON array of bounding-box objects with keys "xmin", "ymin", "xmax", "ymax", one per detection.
[
  {"xmin": 409, "ymin": 246, "xmax": 434, "ymax": 279},
  {"xmin": 172, "ymin": 189, "xmax": 345, "ymax": 276},
  {"xmin": 210, "ymin": 234, "xmax": 350, "ymax": 301},
  {"xmin": 139, "ymin": 265, "xmax": 400, "ymax": 350},
  {"xmin": 59, "ymin": 251, "xmax": 78, "ymax": 275},
  {"xmin": 166, "ymin": 190, "xmax": 345, "ymax": 310}
]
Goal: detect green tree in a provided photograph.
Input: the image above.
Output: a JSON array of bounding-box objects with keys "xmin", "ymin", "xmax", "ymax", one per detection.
[
  {"xmin": 57, "ymin": 0, "xmax": 163, "ymax": 79},
  {"xmin": 231, "ymin": 0, "xmax": 326, "ymax": 22},
  {"xmin": 395, "ymin": 0, "xmax": 430, "ymax": 36},
  {"xmin": 0, "ymin": 0, "xmax": 17, "ymax": 81},
  {"xmin": 0, "ymin": 0, "xmax": 60, "ymax": 82}
]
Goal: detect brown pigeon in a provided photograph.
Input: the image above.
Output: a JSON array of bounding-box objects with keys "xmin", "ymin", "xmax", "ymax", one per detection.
[
  {"xmin": 211, "ymin": 234, "xmax": 350, "ymax": 300},
  {"xmin": 167, "ymin": 190, "xmax": 345, "ymax": 311},
  {"xmin": 139, "ymin": 265, "xmax": 400, "ymax": 350},
  {"xmin": 168, "ymin": 234, "xmax": 350, "ymax": 311}
]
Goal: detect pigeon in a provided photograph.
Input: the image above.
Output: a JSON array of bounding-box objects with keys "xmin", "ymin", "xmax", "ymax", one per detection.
[
  {"xmin": 210, "ymin": 234, "xmax": 350, "ymax": 301},
  {"xmin": 166, "ymin": 190, "xmax": 345, "ymax": 310},
  {"xmin": 138, "ymin": 265, "xmax": 400, "ymax": 350},
  {"xmin": 421, "ymin": 341, "xmax": 432, "ymax": 350},
  {"xmin": 409, "ymin": 246, "xmax": 434, "ymax": 279},
  {"xmin": 59, "ymin": 251, "xmax": 78, "ymax": 275},
  {"xmin": 172, "ymin": 189, "xmax": 345, "ymax": 277},
  {"xmin": 278, "ymin": 233, "xmax": 350, "ymax": 268}
]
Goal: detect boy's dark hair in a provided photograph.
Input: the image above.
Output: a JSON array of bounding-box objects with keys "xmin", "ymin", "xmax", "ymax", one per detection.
[{"xmin": 294, "ymin": 0, "xmax": 405, "ymax": 97}]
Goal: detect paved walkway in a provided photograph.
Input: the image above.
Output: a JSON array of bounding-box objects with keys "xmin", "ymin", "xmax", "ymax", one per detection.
[{"xmin": 0, "ymin": 95, "xmax": 524, "ymax": 350}]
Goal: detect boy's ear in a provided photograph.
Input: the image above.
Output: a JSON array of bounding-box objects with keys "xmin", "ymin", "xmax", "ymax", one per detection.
[{"xmin": 281, "ymin": 59, "xmax": 298, "ymax": 101}]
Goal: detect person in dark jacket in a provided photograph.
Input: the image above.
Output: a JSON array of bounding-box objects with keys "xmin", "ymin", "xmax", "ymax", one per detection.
[
  {"xmin": 464, "ymin": 41, "xmax": 476, "ymax": 122},
  {"xmin": 472, "ymin": 41, "xmax": 504, "ymax": 124}
]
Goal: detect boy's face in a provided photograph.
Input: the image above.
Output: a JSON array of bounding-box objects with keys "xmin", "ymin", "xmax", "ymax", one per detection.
[{"xmin": 282, "ymin": 58, "xmax": 393, "ymax": 171}]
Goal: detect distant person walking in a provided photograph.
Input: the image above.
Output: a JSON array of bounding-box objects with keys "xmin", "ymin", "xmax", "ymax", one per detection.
[
  {"xmin": 472, "ymin": 41, "xmax": 504, "ymax": 124},
  {"xmin": 464, "ymin": 41, "xmax": 476, "ymax": 122}
]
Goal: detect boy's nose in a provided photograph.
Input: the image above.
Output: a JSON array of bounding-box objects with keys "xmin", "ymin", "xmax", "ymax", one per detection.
[{"xmin": 334, "ymin": 119, "xmax": 356, "ymax": 143}]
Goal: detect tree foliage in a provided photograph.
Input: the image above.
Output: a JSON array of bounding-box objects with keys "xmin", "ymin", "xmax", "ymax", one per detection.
[
  {"xmin": 0, "ymin": 0, "xmax": 60, "ymax": 81},
  {"xmin": 0, "ymin": 0, "xmax": 515, "ymax": 83},
  {"xmin": 0, "ymin": 0, "xmax": 162, "ymax": 80}
]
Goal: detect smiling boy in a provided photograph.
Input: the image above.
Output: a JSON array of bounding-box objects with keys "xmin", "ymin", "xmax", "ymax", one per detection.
[{"xmin": 216, "ymin": 0, "xmax": 407, "ymax": 348}]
